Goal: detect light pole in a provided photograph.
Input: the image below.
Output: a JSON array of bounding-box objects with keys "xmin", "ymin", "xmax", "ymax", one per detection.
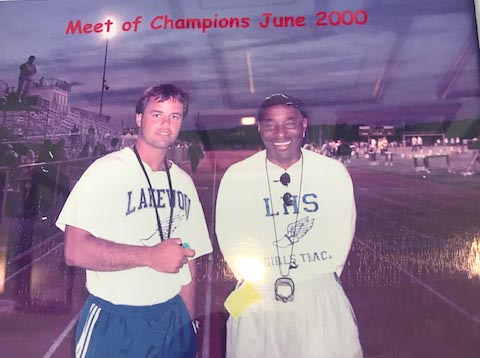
[
  {"xmin": 99, "ymin": 37, "xmax": 109, "ymax": 118},
  {"xmin": 97, "ymin": 19, "xmax": 115, "ymax": 145},
  {"xmin": 99, "ymin": 18, "xmax": 115, "ymax": 118}
]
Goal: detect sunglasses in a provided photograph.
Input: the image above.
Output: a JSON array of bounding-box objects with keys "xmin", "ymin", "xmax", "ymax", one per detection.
[
  {"xmin": 259, "ymin": 93, "xmax": 307, "ymax": 120},
  {"xmin": 279, "ymin": 173, "xmax": 293, "ymax": 206},
  {"xmin": 261, "ymin": 93, "xmax": 303, "ymax": 110}
]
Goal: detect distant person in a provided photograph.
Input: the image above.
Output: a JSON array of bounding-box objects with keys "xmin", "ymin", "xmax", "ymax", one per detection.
[
  {"xmin": 320, "ymin": 142, "xmax": 329, "ymax": 156},
  {"xmin": 37, "ymin": 140, "xmax": 54, "ymax": 163},
  {"xmin": 78, "ymin": 143, "xmax": 91, "ymax": 158},
  {"xmin": 53, "ymin": 138, "xmax": 67, "ymax": 161},
  {"xmin": 378, "ymin": 137, "xmax": 388, "ymax": 156},
  {"xmin": 70, "ymin": 124, "xmax": 80, "ymax": 149},
  {"xmin": 28, "ymin": 139, "xmax": 58, "ymax": 220},
  {"xmin": 411, "ymin": 136, "xmax": 418, "ymax": 152},
  {"xmin": 17, "ymin": 55, "xmax": 37, "ymax": 96},
  {"xmin": 92, "ymin": 141, "xmax": 107, "ymax": 157},
  {"xmin": 417, "ymin": 136, "xmax": 423, "ymax": 150},
  {"xmin": 302, "ymin": 142, "xmax": 315, "ymax": 152},
  {"xmin": 187, "ymin": 139, "xmax": 203, "ymax": 173},
  {"xmin": 52, "ymin": 139, "xmax": 70, "ymax": 203},
  {"xmin": 338, "ymin": 139, "xmax": 352, "ymax": 164},
  {"xmin": 87, "ymin": 125, "xmax": 96, "ymax": 148},
  {"xmin": 109, "ymin": 137, "xmax": 120, "ymax": 153}
]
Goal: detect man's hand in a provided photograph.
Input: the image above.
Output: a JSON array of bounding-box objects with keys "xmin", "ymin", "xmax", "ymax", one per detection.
[{"xmin": 147, "ymin": 238, "xmax": 196, "ymax": 273}]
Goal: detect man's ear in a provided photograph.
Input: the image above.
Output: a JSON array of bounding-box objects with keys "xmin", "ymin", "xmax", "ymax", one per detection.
[
  {"xmin": 135, "ymin": 113, "xmax": 142, "ymax": 128},
  {"xmin": 302, "ymin": 118, "xmax": 308, "ymax": 131}
]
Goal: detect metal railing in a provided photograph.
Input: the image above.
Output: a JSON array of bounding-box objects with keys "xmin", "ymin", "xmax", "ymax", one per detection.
[
  {"xmin": 0, "ymin": 156, "xmax": 94, "ymax": 310},
  {"xmin": 0, "ymin": 156, "xmax": 94, "ymax": 224}
]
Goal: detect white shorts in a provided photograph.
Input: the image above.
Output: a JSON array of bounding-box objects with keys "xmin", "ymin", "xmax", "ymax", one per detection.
[{"xmin": 226, "ymin": 274, "xmax": 362, "ymax": 358}]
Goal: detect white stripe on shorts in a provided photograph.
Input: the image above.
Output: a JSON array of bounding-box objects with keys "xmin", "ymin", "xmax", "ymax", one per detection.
[{"xmin": 75, "ymin": 303, "xmax": 101, "ymax": 358}]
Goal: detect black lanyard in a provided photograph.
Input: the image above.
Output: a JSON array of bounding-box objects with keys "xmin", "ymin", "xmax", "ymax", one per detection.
[{"xmin": 132, "ymin": 145, "xmax": 174, "ymax": 241}]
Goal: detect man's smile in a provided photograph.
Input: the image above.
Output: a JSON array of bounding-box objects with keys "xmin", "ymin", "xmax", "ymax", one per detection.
[
  {"xmin": 155, "ymin": 130, "xmax": 171, "ymax": 136},
  {"xmin": 273, "ymin": 140, "xmax": 292, "ymax": 147}
]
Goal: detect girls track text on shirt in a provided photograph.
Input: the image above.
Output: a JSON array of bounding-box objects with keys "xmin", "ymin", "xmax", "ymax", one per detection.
[{"xmin": 125, "ymin": 188, "xmax": 191, "ymax": 218}]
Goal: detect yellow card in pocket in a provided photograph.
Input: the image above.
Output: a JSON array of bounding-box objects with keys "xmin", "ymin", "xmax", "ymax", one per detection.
[{"xmin": 224, "ymin": 282, "xmax": 262, "ymax": 320}]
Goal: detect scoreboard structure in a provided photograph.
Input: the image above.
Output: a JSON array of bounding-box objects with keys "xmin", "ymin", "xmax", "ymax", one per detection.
[{"xmin": 359, "ymin": 125, "xmax": 394, "ymax": 137}]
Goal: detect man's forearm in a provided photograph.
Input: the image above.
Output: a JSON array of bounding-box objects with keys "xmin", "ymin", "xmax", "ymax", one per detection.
[
  {"xmin": 64, "ymin": 225, "xmax": 195, "ymax": 273},
  {"xmin": 64, "ymin": 225, "xmax": 150, "ymax": 271}
]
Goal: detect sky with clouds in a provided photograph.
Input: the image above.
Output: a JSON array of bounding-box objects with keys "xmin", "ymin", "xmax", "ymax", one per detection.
[{"xmin": 1, "ymin": 0, "xmax": 480, "ymax": 130}]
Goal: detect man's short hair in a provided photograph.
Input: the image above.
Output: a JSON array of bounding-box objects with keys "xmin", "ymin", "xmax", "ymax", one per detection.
[
  {"xmin": 28, "ymin": 55, "xmax": 35, "ymax": 62},
  {"xmin": 258, "ymin": 93, "xmax": 307, "ymax": 121},
  {"xmin": 135, "ymin": 84, "xmax": 189, "ymax": 117}
]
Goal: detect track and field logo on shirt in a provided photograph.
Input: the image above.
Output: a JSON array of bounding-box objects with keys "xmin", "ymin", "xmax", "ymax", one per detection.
[
  {"xmin": 273, "ymin": 216, "xmax": 314, "ymax": 248},
  {"xmin": 140, "ymin": 212, "xmax": 185, "ymax": 246}
]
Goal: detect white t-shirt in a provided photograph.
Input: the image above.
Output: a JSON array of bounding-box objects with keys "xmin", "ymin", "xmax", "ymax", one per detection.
[
  {"xmin": 216, "ymin": 149, "xmax": 356, "ymax": 294},
  {"xmin": 56, "ymin": 147, "xmax": 212, "ymax": 305}
]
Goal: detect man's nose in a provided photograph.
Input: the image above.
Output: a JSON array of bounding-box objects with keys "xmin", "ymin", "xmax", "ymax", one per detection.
[
  {"xmin": 159, "ymin": 116, "xmax": 171, "ymax": 127},
  {"xmin": 275, "ymin": 125, "xmax": 287, "ymax": 137}
]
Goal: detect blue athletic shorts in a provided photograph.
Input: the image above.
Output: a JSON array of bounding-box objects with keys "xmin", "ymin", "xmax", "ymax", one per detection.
[{"xmin": 75, "ymin": 294, "xmax": 197, "ymax": 358}]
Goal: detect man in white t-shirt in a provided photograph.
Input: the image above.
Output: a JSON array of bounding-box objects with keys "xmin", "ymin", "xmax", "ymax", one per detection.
[
  {"xmin": 56, "ymin": 84, "xmax": 212, "ymax": 358},
  {"xmin": 216, "ymin": 93, "xmax": 362, "ymax": 358}
]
